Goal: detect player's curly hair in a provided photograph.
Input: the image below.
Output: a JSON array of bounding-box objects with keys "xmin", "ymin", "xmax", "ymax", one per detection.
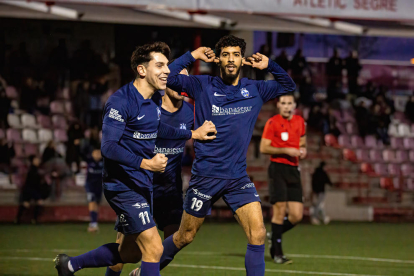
[
  {"xmin": 131, "ymin": 41, "xmax": 171, "ymax": 76},
  {"xmin": 215, "ymin": 35, "xmax": 246, "ymax": 57}
]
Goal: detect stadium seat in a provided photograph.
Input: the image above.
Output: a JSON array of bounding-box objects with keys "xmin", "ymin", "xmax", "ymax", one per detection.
[
  {"xmin": 56, "ymin": 143, "xmax": 66, "ymax": 157},
  {"xmin": 324, "ymin": 134, "xmax": 339, "ymax": 148},
  {"xmin": 24, "ymin": 143, "xmax": 38, "ymax": 156},
  {"xmin": 380, "ymin": 177, "xmax": 394, "ymax": 190},
  {"xmin": 0, "ymin": 129, "xmax": 4, "ymax": 139},
  {"xmin": 343, "ymin": 110, "xmax": 355, "ymax": 123},
  {"xmin": 302, "ymin": 107, "xmax": 310, "ymax": 121},
  {"xmin": 374, "ymin": 163, "xmax": 388, "ymax": 176},
  {"xmin": 390, "ymin": 137, "xmax": 403, "ymax": 149},
  {"xmin": 388, "ymin": 164, "xmax": 400, "ymax": 176},
  {"xmin": 7, "ymin": 114, "xmax": 21, "ymax": 128},
  {"xmin": 396, "ymin": 150, "xmax": 408, "ymax": 163},
  {"xmin": 364, "ymin": 135, "xmax": 377, "ymax": 148},
  {"xmin": 388, "ymin": 124, "xmax": 399, "ymax": 137},
  {"xmin": 5, "ymin": 86, "xmax": 18, "ymax": 99},
  {"xmin": 361, "ymin": 163, "xmax": 375, "ymax": 174},
  {"xmin": 356, "ymin": 149, "xmax": 370, "ymax": 162},
  {"xmin": 336, "ymin": 122, "xmax": 347, "ymax": 134},
  {"xmin": 383, "ymin": 149, "xmax": 396, "ymax": 163},
  {"xmin": 6, "ymin": 129, "xmax": 21, "ymax": 142},
  {"xmin": 403, "ymin": 138, "xmax": 414, "ymax": 149},
  {"xmin": 401, "ymin": 164, "xmax": 413, "ymax": 176},
  {"xmin": 351, "ymin": 135, "xmax": 364, "ymax": 148},
  {"xmin": 397, "ymin": 123, "xmax": 411, "ymax": 137},
  {"xmin": 343, "ymin": 148, "xmax": 357, "ymax": 162},
  {"xmin": 38, "ymin": 129, "xmax": 53, "ymax": 143},
  {"xmin": 406, "ymin": 178, "xmax": 414, "ymax": 191},
  {"xmin": 37, "ymin": 114, "xmax": 52, "ymax": 129},
  {"xmin": 410, "ymin": 151, "xmax": 414, "ymax": 162},
  {"xmin": 21, "ymin": 113, "xmax": 38, "ymax": 128},
  {"xmin": 22, "ymin": 129, "xmax": 38, "ymax": 143},
  {"xmin": 369, "ymin": 149, "xmax": 383, "ymax": 162},
  {"xmin": 392, "ymin": 111, "xmax": 406, "ymax": 123},
  {"xmin": 13, "ymin": 143, "xmax": 25, "ymax": 158},
  {"xmin": 346, "ymin": 122, "xmax": 358, "ymax": 135},
  {"xmin": 50, "ymin": 101, "xmax": 65, "ymax": 114},
  {"xmin": 52, "ymin": 115, "xmax": 67, "ymax": 129},
  {"xmin": 338, "ymin": 135, "xmax": 352, "ymax": 148},
  {"xmin": 64, "ymin": 101, "xmax": 72, "ymax": 114},
  {"xmin": 54, "ymin": 129, "xmax": 68, "ymax": 142}
]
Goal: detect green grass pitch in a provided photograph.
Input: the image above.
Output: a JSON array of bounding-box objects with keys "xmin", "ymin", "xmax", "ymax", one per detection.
[{"xmin": 0, "ymin": 222, "xmax": 413, "ymax": 275}]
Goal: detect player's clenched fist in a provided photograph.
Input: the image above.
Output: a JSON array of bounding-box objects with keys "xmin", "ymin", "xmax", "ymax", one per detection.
[
  {"xmin": 141, "ymin": 153, "xmax": 168, "ymax": 172},
  {"xmin": 243, "ymin": 52, "xmax": 269, "ymax": 70},
  {"xmin": 191, "ymin": 47, "xmax": 218, "ymax": 63},
  {"xmin": 191, "ymin": 120, "xmax": 217, "ymax": 140}
]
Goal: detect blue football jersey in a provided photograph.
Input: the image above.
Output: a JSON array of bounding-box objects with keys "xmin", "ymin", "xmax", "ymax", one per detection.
[
  {"xmin": 153, "ymin": 101, "xmax": 194, "ymax": 186},
  {"xmin": 167, "ymin": 52, "xmax": 296, "ymax": 179}
]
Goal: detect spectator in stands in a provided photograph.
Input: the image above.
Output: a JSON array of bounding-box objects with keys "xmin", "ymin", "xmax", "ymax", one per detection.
[
  {"xmin": 358, "ymin": 81, "xmax": 376, "ymax": 100},
  {"xmin": 41, "ymin": 140, "xmax": 62, "ymax": 165},
  {"xmin": 7, "ymin": 42, "xmax": 31, "ymax": 87},
  {"xmin": 15, "ymin": 155, "xmax": 50, "ymax": 224},
  {"xmin": 307, "ymin": 105, "xmax": 324, "ymax": 132},
  {"xmin": 275, "ymin": 50, "xmax": 289, "ymax": 72},
  {"xmin": 345, "ymin": 50, "xmax": 361, "ymax": 95},
  {"xmin": 371, "ymin": 103, "xmax": 391, "ymax": 145},
  {"xmin": 290, "ymin": 49, "xmax": 307, "ymax": 85},
  {"xmin": 66, "ymin": 121, "xmax": 84, "ymax": 174},
  {"xmin": 20, "ymin": 77, "xmax": 40, "ymax": 113},
  {"xmin": 81, "ymin": 127, "xmax": 101, "ymax": 158},
  {"xmin": 0, "ymin": 138, "xmax": 15, "ymax": 184},
  {"xmin": 73, "ymin": 81, "xmax": 90, "ymax": 125},
  {"xmin": 326, "ymin": 48, "xmax": 343, "ymax": 101},
  {"xmin": 48, "ymin": 38, "xmax": 68, "ymax": 89},
  {"xmin": 327, "ymin": 107, "xmax": 341, "ymax": 137},
  {"xmin": 405, "ymin": 95, "xmax": 414, "ymax": 123},
  {"xmin": 299, "ymin": 76, "xmax": 316, "ymax": 106},
  {"xmin": 70, "ymin": 40, "xmax": 101, "ymax": 81},
  {"xmin": 0, "ymin": 85, "xmax": 11, "ymax": 129},
  {"xmin": 355, "ymin": 101, "xmax": 371, "ymax": 138},
  {"xmin": 87, "ymin": 70, "xmax": 108, "ymax": 128},
  {"xmin": 255, "ymin": 44, "xmax": 272, "ymax": 81},
  {"xmin": 311, "ymin": 161, "xmax": 332, "ymax": 225}
]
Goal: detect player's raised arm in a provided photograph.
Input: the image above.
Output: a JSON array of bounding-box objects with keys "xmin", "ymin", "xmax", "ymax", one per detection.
[
  {"xmin": 167, "ymin": 47, "xmax": 216, "ymax": 99},
  {"xmin": 244, "ymin": 52, "xmax": 296, "ymax": 103}
]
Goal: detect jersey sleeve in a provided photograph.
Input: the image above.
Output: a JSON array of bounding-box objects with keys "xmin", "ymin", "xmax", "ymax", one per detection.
[
  {"xmin": 158, "ymin": 121, "xmax": 192, "ymax": 140},
  {"xmin": 167, "ymin": 51, "xmax": 203, "ymax": 100},
  {"xmin": 102, "ymin": 93, "xmax": 128, "ymax": 130},
  {"xmin": 256, "ymin": 59, "xmax": 296, "ymax": 103},
  {"xmin": 262, "ymin": 118, "xmax": 275, "ymax": 140}
]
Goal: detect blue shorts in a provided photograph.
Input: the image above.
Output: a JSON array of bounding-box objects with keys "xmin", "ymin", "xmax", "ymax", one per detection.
[
  {"xmin": 104, "ymin": 189, "xmax": 156, "ymax": 235},
  {"xmin": 85, "ymin": 183, "xmax": 103, "ymax": 204},
  {"xmin": 153, "ymin": 183, "xmax": 183, "ymax": 231},
  {"xmin": 184, "ymin": 175, "xmax": 260, "ymax": 218}
]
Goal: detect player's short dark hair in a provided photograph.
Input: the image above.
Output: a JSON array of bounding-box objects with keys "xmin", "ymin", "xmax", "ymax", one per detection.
[
  {"xmin": 131, "ymin": 41, "xmax": 171, "ymax": 76},
  {"xmin": 278, "ymin": 92, "xmax": 295, "ymax": 102},
  {"xmin": 215, "ymin": 35, "xmax": 246, "ymax": 57}
]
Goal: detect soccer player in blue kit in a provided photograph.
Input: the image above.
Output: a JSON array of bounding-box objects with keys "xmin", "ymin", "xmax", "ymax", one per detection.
[
  {"xmin": 54, "ymin": 42, "xmax": 216, "ymax": 276},
  {"xmin": 152, "ymin": 35, "xmax": 296, "ymax": 275},
  {"xmin": 84, "ymin": 148, "xmax": 104, "ymax": 233},
  {"xmin": 107, "ymin": 64, "xmax": 195, "ymax": 276}
]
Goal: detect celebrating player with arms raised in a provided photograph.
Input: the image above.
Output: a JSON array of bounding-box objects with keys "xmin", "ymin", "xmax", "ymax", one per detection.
[{"xmin": 136, "ymin": 35, "xmax": 296, "ymax": 276}]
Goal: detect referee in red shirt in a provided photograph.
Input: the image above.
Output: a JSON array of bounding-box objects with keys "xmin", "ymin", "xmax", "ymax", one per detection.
[{"xmin": 260, "ymin": 93, "xmax": 306, "ymax": 264}]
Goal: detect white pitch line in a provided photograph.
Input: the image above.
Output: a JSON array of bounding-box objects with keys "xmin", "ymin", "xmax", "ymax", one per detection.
[
  {"xmin": 288, "ymin": 254, "xmax": 414, "ymax": 264},
  {"xmin": 0, "ymin": 257, "xmax": 388, "ymax": 276}
]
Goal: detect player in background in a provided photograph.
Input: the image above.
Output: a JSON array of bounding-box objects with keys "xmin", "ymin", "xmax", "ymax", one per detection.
[
  {"xmin": 132, "ymin": 35, "xmax": 295, "ymax": 276},
  {"xmin": 84, "ymin": 148, "xmax": 103, "ymax": 233},
  {"xmin": 107, "ymin": 63, "xmax": 195, "ymax": 276},
  {"xmin": 54, "ymin": 42, "xmax": 216, "ymax": 276},
  {"xmin": 260, "ymin": 93, "xmax": 307, "ymax": 264}
]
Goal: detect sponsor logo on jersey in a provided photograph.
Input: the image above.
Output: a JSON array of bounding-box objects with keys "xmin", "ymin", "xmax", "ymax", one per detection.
[
  {"xmin": 108, "ymin": 108, "xmax": 124, "ymax": 122},
  {"xmin": 153, "ymin": 145, "xmax": 184, "ymax": 155},
  {"xmin": 192, "ymin": 188, "xmax": 212, "ymax": 200},
  {"xmin": 133, "ymin": 131, "xmax": 158, "ymax": 139},
  {"xmin": 119, "ymin": 214, "xmax": 127, "ymax": 223},
  {"xmin": 214, "ymin": 92, "xmax": 226, "ymax": 97},
  {"xmin": 132, "ymin": 202, "xmax": 149, "ymax": 209},
  {"xmin": 240, "ymin": 182, "xmax": 255, "ymax": 190},
  {"xmin": 137, "ymin": 115, "xmax": 145, "ymax": 120},
  {"xmin": 240, "ymin": 88, "xmax": 250, "ymax": 98},
  {"xmin": 212, "ymin": 105, "xmax": 252, "ymax": 116},
  {"xmin": 180, "ymin": 123, "xmax": 187, "ymax": 130}
]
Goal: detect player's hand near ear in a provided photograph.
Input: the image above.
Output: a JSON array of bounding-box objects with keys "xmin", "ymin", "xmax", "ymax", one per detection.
[
  {"xmin": 191, "ymin": 47, "xmax": 219, "ymax": 63},
  {"xmin": 243, "ymin": 52, "xmax": 269, "ymax": 70}
]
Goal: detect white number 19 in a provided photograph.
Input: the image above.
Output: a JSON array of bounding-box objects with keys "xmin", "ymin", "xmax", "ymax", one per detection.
[{"xmin": 191, "ymin": 198, "xmax": 203, "ymax": 211}]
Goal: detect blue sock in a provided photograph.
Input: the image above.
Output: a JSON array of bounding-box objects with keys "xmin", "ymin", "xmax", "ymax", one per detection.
[
  {"xmin": 160, "ymin": 235, "xmax": 180, "ymax": 270},
  {"xmin": 245, "ymin": 244, "xmax": 265, "ymax": 276},
  {"xmin": 105, "ymin": 267, "xmax": 122, "ymax": 276},
  {"xmin": 141, "ymin": 261, "xmax": 160, "ymax": 276},
  {"xmin": 70, "ymin": 243, "xmax": 122, "ymax": 272},
  {"xmin": 90, "ymin": 211, "xmax": 98, "ymax": 223}
]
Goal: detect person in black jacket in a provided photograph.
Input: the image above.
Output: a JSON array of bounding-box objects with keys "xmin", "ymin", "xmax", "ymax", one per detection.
[
  {"xmin": 311, "ymin": 162, "xmax": 332, "ymax": 225},
  {"xmin": 15, "ymin": 155, "xmax": 50, "ymax": 224}
]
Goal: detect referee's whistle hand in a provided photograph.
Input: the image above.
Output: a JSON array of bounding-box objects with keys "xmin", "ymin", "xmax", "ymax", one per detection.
[{"xmin": 285, "ymin": 148, "xmax": 301, "ymax": 157}]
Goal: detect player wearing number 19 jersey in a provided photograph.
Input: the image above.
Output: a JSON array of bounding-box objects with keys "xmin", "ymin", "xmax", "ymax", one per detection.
[{"xmin": 150, "ymin": 35, "xmax": 296, "ymax": 276}]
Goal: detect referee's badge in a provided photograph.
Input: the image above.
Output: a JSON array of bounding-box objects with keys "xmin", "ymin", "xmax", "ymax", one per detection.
[{"xmin": 281, "ymin": 132, "xmax": 289, "ymax": 141}]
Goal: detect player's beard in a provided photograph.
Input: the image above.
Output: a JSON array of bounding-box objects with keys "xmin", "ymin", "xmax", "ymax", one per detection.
[{"xmin": 220, "ymin": 63, "xmax": 241, "ymax": 84}]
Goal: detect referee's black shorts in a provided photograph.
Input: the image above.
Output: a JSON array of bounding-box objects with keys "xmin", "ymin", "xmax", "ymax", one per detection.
[{"xmin": 268, "ymin": 162, "xmax": 303, "ymax": 204}]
